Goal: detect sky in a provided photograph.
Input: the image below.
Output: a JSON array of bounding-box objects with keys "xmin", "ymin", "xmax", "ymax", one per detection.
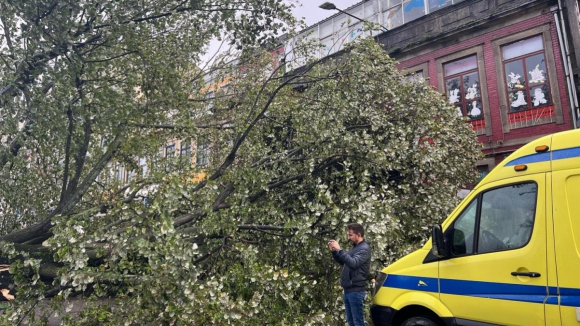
[
  {"xmin": 201, "ymin": 0, "xmax": 362, "ymax": 65},
  {"xmin": 292, "ymin": 0, "xmax": 362, "ymax": 26}
]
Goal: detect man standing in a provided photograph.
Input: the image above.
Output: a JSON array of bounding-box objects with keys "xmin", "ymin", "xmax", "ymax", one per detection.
[{"xmin": 328, "ymin": 223, "xmax": 371, "ymax": 326}]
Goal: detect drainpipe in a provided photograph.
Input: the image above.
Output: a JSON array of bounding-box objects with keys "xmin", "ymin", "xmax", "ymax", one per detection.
[{"xmin": 554, "ymin": 2, "xmax": 579, "ymax": 128}]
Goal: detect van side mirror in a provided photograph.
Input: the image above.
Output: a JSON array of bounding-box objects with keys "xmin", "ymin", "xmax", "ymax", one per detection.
[{"xmin": 431, "ymin": 224, "xmax": 447, "ymax": 258}]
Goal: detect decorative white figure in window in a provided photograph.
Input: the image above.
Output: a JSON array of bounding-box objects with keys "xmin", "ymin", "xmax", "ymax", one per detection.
[
  {"xmin": 465, "ymin": 83, "xmax": 479, "ymax": 100},
  {"xmin": 449, "ymin": 89, "xmax": 460, "ymax": 103},
  {"xmin": 508, "ymin": 72, "xmax": 524, "ymax": 89},
  {"xmin": 529, "ymin": 64, "xmax": 545, "ymax": 84},
  {"xmin": 532, "ymin": 88, "xmax": 547, "ymax": 106},
  {"xmin": 470, "ymin": 101, "xmax": 481, "ymax": 118},
  {"xmin": 511, "ymin": 91, "xmax": 527, "ymax": 107}
]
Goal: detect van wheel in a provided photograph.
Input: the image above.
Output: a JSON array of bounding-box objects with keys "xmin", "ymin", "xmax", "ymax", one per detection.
[{"xmin": 400, "ymin": 316, "xmax": 439, "ymax": 326}]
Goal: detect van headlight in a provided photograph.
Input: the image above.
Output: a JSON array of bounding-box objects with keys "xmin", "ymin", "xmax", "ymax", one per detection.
[{"xmin": 374, "ymin": 272, "xmax": 388, "ymax": 295}]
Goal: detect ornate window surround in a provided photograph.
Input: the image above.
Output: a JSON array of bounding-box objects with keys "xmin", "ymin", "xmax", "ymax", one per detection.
[
  {"xmin": 492, "ymin": 24, "xmax": 564, "ymax": 132},
  {"xmin": 436, "ymin": 45, "xmax": 492, "ymax": 136}
]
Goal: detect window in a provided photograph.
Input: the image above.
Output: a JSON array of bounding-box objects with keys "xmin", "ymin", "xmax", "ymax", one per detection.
[
  {"xmin": 476, "ymin": 165, "xmax": 489, "ymax": 181},
  {"xmin": 381, "ymin": 0, "xmax": 461, "ymax": 30},
  {"xmin": 165, "ymin": 143, "xmax": 175, "ymax": 158},
  {"xmin": 403, "ymin": 0, "xmax": 425, "ymax": 22},
  {"xmin": 114, "ymin": 163, "xmax": 125, "ymax": 182},
  {"xmin": 444, "ymin": 55, "xmax": 483, "ymax": 121},
  {"xmin": 206, "ymin": 91, "xmax": 215, "ymax": 114},
  {"xmin": 196, "ymin": 140, "xmax": 210, "ymax": 168},
  {"xmin": 139, "ymin": 157, "xmax": 148, "ymax": 178},
  {"xmin": 383, "ymin": 4, "xmax": 403, "ymax": 30},
  {"xmin": 403, "ymin": 62, "xmax": 429, "ymax": 85},
  {"xmin": 451, "ymin": 199, "xmax": 477, "ymax": 255},
  {"xmin": 406, "ymin": 70, "xmax": 424, "ymax": 83},
  {"xmin": 180, "ymin": 140, "xmax": 192, "ymax": 168},
  {"xmin": 437, "ymin": 46, "xmax": 491, "ymax": 135},
  {"xmin": 449, "ymin": 182, "xmax": 537, "ymax": 256},
  {"xmin": 502, "ymin": 36, "xmax": 552, "ymax": 113},
  {"xmin": 492, "ymin": 26, "xmax": 564, "ymax": 131},
  {"xmin": 165, "ymin": 143, "xmax": 176, "ymax": 172},
  {"xmin": 180, "ymin": 140, "xmax": 191, "ymax": 160},
  {"xmin": 429, "ymin": 0, "xmax": 452, "ymax": 12}
]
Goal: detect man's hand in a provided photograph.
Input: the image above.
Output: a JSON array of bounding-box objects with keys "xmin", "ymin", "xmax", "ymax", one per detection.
[{"xmin": 327, "ymin": 239, "xmax": 341, "ymax": 252}]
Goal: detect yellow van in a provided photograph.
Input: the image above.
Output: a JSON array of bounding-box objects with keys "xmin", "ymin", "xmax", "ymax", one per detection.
[{"xmin": 371, "ymin": 128, "xmax": 580, "ymax": 326}]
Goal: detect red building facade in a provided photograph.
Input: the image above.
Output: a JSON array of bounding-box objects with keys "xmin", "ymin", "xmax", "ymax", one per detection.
[{"xmin": 382, "ymin": 0, "xmax": 579, "ymax": 177}]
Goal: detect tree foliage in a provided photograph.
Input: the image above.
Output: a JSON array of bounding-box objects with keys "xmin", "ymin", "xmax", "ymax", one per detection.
[{"xmin": 0, "ymin": 0, "xmax": 480, "ymax": 324}]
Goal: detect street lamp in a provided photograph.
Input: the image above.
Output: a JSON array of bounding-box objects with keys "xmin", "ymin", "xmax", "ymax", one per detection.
[{"xmin": 319, "ymin": 2, "xmax": 389, "ymax": 33}]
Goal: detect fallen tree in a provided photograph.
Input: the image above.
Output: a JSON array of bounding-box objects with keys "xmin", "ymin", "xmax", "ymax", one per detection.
[{"xmin": 0, "ymin": 1, "xmax": 481, "ymax": 323}]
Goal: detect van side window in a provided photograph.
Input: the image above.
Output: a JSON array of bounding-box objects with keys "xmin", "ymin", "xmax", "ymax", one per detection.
[
  {"xmin": 478, "ymin": 182, "xmax": 537, "ymax": 253},
  {"xmin": 449, "ymin": 182, "xmax": 537, "ymax": 256},
  {"xmin": 452, "ymin": 200, "xmax": 477, "ymax": 256}
]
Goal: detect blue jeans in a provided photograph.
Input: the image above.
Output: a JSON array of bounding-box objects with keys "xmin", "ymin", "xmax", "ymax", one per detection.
[{"xmin": 344, "ymin": 291, "xmax": 366, "ymax": 326}]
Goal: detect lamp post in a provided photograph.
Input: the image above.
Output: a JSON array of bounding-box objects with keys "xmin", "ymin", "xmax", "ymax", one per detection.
[{"xmin": 319, "ymin": 2, "xmax": 389, "ymax": 33}]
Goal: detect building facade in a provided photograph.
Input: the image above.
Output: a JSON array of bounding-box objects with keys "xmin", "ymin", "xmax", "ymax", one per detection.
[{"xmin": 292, "ymin": 0, "xmax": 580, "ymax": 179}]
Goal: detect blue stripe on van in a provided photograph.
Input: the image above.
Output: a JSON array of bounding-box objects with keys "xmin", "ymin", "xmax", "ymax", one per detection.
[
  {"xmin": 504, "ymin": 146, "xmax": 580, "ymax": 166},
  {"xmin": 552, "ymin": 146, "xmax": 580, "ymax": 160},
  {"xmin": 382, "ymin": 274, "xmax": 438, "ymax": 293},
  {"xmin": 439, "ymin": 278, "xmax": 546, "ymax": 304},
  {"xmin": 505, "ymin": 152, "xmax": 551, "ymax": 166},
  {"xmin": 560, "ymin": 287, "xmax": 580, "ymax": 307},
  {"xmin": 545, "ymin": 296, "xmax": 558, "ymax": 305},
  {"xmin": 382, "ymin": 275, "xmax": 580, "ymax": 306}
]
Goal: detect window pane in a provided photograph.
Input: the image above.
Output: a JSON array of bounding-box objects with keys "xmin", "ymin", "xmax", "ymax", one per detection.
[
  {"xmin": 505, "ymin": 60, "xmax": 526, "ymax": 90},
  {"xmin": 503, "ymin": 35, "xmax": 543, "ymax": 60},
  {"xmin": 406, "ymin": 71, "xmax": 424, "ymax": 83},
  {"xmin": 334, "ymin": 15, "xmax": 348, "ymax": 32},
  {"xmin": 196, "ymin": 141, "xmax": 210, "ymax": 167},
  {"xmin": 348, "ymin": 5, "xmax": 364, "ymax": 25},
  {"xmin": 456, "ymin": 104, "xmax": 464, "ymax": 117},
  {"xmin": 139, "ymin": 158, "xmax": 147, "ymax": 177},
  {"xmin": 463, "ymin": 72, "xmax": 480, "ymax": 100},
  {"xmin": 180, "ymin": 141, "xmax": 191, "ymax": 157},
  {"xmin": 446, "ymin": 77, "xmax": 462, "ymax": 104},
  {"xmin": 452, "ymin": 199, "xmax": 478, "ymax": 255},
  {"xmin": 320, "ymin": 37, "xmax": 335, "ymax": 56},
  {"xmin": 403, "ymin": 0, "xmax": 425, "ymax": 22},
  {"xmin": 383, "ymin": 0, "xmax": 403, "ymax": 7},
  {"xmin": 444, "ymin": 55, "xmax": 477, "ymax": 76},
  {"xmin": 166, "ymin": 144, "xmax": 175, "ymax": 157},
  {"xmin": 531, "ymin": 85, "xmax": 551, "ymax": 107},
  {"xmin": 348, "ymin": 23, "xmax": 364, "ymax": 42},
  {"xmin": 429, "ymin": 0, "xmax": 452, "ymax": 12},
  {"xmin": 479, "ymin": 183, "xmax": 537, "ymax": 253},
  {"xmin": 466, "ymin": 100, "xmax": 483, "ymax": 120},
  {"xmin": 383, "ymin": 5, "xmax": 403, "ymax": 30},
  {"xmin": 509, "ymin": 90, "xmax": 529, "ymax": 112},
  {"xmin": 526, "ymin": 53, "xmax": 547, "ymax": 85},
  {"xmin": 364, "ymin": 2, "xmax": 378, "ymax": 16},
  {"xmin": 319, "ymin": 21, "xmax": 333, "ymax": 39}
]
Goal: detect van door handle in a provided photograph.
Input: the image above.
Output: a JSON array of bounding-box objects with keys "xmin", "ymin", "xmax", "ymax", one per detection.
[{"xmin": 511, "ymin": 271, "xmax": 541, "ymax": 278}]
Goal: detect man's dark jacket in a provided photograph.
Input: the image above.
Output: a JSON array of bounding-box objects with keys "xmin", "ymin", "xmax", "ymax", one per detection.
[{"xmin": 331, "ymin": 240, "xmax": 371, "ymax": 293}]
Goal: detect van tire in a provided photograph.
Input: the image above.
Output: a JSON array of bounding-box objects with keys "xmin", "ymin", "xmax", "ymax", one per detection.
[{"xmin": 400, "ymin": 316, "xmax": 439, "ymax": 326}]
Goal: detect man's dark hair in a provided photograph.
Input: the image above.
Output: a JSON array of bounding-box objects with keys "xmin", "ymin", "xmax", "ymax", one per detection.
[{"xmin": 347, "ymin": 223, "xmax": 364, "ymax": 237}]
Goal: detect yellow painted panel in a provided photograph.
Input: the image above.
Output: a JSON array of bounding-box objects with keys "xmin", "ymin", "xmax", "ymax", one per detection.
[
  {"xmin": 551, "ymin": 129, "xmax": 580, "ymax": 172},
  {"xmin": 545, "ymin": 304, "xmax": 561, "ymax": 326},
  {"xmin": 565, "ymin": 174, "xmax": 580, "ymax": 258},
  {"xmin": 552, "ymin": 168, "xmax": 580, "ymax": 325},
  {"xmin": 560, "ymin": 306, "xmax": 579, "ymax": 325}
]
